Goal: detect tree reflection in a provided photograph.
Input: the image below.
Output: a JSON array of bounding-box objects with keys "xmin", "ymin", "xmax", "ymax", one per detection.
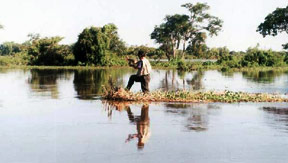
[
  {"xmin": 161, "ymin": 69, "xmax": 178, "ymax": 91},
  {"xmin": 160, "ymin": 70, "xmax": 204, "ymax": 91},
  {"xmin": 0, "ymin": 68, "xmax": 10, "ymax": 74},
  {"xmin": 165, "ymin": 103, "xmax": 220, "ymax": 132},
  {"xmin": 242, "ymin": 70, "xmax": 284, "ymax": 84},
  {"xmin": 186, "ymin": 71, "xmax": 204, "ymax": 90},
  {"xmin": 103, "ymin": 101, "xmax": 151, "ymax": 149},
  {"xmin": 260, "ymin": 106, "xmax": 288, "ymax": 132},
  {"xmin": 220, "ymin": 70, "xmax": 235, "ymax": 78},
  {"xmin": 73, "ymin": 69, "xmax": 131, "ymax": 100},
  {"xmin": 27, "ymin": 69, "xmax": 72, "ymax": 99}
]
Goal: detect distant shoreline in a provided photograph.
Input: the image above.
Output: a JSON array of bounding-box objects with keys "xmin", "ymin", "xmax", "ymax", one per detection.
[{"xmin": 0, "ymin": 65, "xmax": 288, "ymax": 72}]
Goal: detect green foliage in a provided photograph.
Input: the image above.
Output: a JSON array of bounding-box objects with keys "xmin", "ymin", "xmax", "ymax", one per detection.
[
  {"xmin": 126, "ymin": 45, "xmax": 165, "ymax": 60},
  {"xmin": 0, "ymin": 52, "xmax": 29, "ymax": 66},
  {"xmin": 151, "ymin": 14, "xmax": 189, "ymax": 59},
  {"xmin": 241, "ymin": 48, "xmax": 285, "ymax": 67},
  {"xmin": 103, "ymin": 87, "xmax": 288, "ymax": 103},
  {"xmin": 257, "ymin": 5, "xmax": 288, "ymax": 37},
  {"xmin": 257, "ymin": 5, "xmax": 288, "ymax": 50},
  {"xmin": 27, "ymin": 36, "xmax": 73, "ymax": 66},
  {"xmin": 151, "ymin": 2, "xmax": 223, "ymax": 60},
  {"xmin": 186, "ymin": 33, "xmax": 208, "ymax": 57},
  {"xmin": 204, "ymin": 47, "xmax": 230, "ymax": 59},
  {"xmin": 176, "ymin": 59, "xmax": 187, "ymax": 70},
  {"xmin": 0, "ymin": 42, "xmax": 23, "ymax": 56},
  {"xmin": 285, "ymin": 53, "xmax": 288, "ymax": 64},
  {"xmin": 217, "ymin": 55, "xmax": 241, "ymax": 68},
  {"xmin": 73, "ymin": 27, "xmax": 106, "ymax": 65},
  {"xmin": 101, "ymin": 53, "xmax": 127, "ymax": 66},
  {"xmin": 215, "ymin": 46, "xmax": 287, "ymax": 69},
  {"xmin": 73, "ymin": 24, "xmax": 126, "ymax": 66},
  {"xmin": 283, "ymin": 43, "xmax": 288, "ymax": 51}
]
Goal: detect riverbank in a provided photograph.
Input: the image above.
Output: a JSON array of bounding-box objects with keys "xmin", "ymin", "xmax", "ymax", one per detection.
[{"xmin": 1, "ymin": 64, "xmax": 288, "ymax": 72}]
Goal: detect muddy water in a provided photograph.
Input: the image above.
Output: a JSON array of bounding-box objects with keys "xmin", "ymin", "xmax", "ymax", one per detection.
[{"xmin": 0, "ymin": 68, "xmax": 288, "ymax": 163}]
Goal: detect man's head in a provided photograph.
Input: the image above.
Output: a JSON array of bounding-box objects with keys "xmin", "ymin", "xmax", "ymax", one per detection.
[{"xmin": 137, "ymin": 50, "xmax": 146, "ymax": 59}]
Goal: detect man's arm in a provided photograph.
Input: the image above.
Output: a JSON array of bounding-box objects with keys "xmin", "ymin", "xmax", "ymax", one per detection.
[{"xmin": 126, "ymin": 57, "xmax": 138, "ymax": 69}]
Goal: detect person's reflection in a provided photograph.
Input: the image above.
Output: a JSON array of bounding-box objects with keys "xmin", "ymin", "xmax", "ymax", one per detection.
[{"xmin": 125, "ymin": 104, "xmax": 151, "ymax": 149}]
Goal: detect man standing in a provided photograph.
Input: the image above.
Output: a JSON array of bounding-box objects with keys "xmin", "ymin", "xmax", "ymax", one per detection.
[{"xmin": 126, "ymin": 50, "xmax": 152, "ymax": 93}]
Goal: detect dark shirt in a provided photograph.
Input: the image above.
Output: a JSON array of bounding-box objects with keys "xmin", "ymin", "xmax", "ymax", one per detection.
[{"xmin": 137, "ymin": 61, "xmax": 143, "ymax": 69}]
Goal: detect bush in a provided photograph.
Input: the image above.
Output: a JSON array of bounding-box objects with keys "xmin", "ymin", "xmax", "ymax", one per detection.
[
  {"xmin": 217, "ymin": 55, "xmax": 241, "ymax": 68},
  {"xmin": 240, "ymin": 48, "xmax": 285, "ymax": 67},
  {"xmin": 27, "ymin": 37, "xmax": 72, "ymax": 66},
  {"xmin": 177, "ymin": 59, "xmax": 187, "ymax": 70},
  {"xmin": 0, "ymin": 52, "xmax": 29, "ymax": 66},
  {"xmin": 73, "ymin": 24, "xmax": 126, "ymax": 66}
]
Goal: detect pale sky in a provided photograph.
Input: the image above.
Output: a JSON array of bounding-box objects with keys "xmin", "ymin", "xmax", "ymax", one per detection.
[{"xmin": 0, "ymin": 0, "xmax": 287, "ymax": 51}]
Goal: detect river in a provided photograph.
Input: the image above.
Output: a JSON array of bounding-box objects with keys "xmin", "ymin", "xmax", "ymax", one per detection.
[{"xmin": 0, "ymin": 68, "xmax": 287, "ymax": 163}]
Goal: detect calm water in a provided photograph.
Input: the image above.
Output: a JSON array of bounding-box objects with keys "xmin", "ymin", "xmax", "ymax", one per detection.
[{"xmin": 0, "ymin": 68, "xmax": 288, "ymax": 163}]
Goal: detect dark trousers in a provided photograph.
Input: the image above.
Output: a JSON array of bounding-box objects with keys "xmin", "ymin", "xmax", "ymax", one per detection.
[{"xmin": 126, "ymin": 74, "xmax": 150, "ymax": 93}]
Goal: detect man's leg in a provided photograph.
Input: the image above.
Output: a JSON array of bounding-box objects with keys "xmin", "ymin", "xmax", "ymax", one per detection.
[
  {"xmin": 126, "ymin": 75, "xmax": 141, "ymax": 90},
  {"xmin": 141, "ymin": 75, "xmax": 150, "ymax": 93}
]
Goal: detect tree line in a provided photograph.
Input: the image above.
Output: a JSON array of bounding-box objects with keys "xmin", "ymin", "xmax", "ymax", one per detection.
[{"xmin": 0, "ymin": 2, "xmax": 287, "ymax": 67}]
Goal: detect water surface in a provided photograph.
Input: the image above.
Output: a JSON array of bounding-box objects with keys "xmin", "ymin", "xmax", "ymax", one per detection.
[{"xmin": 0, "ymin": 68, "xmax": 287, "ymax": 163}]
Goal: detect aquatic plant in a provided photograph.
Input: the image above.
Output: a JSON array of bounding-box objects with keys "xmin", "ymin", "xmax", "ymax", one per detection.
[{"xmin": 102, "ymin": 85, "xmax": 288, "ymax": 103}]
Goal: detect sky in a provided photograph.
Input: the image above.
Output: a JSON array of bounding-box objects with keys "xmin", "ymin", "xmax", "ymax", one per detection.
[{"xmin": 0, "ymin": 0, "xmax": 287, "ymax": 51}]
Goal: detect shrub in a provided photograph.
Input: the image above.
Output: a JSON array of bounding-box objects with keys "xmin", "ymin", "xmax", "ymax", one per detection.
[
  {"xmin": 241, "ymin": 48, "xmax": 285, "ymax": 67},
  {"xmin": 217, "ymin": 55, "xmax": 241, "ymax": 68}
]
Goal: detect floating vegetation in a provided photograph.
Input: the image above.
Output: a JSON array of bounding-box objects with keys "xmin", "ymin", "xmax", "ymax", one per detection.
[{"xmin": 102, "ymin": 86, "xmax": 288, "ymax": 103}]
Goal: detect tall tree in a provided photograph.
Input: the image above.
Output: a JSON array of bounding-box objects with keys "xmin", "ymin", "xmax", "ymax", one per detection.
[
  {"xmin": 102, "ymin": 23, "xmax": 127, "ymax": 55},
  {"xmin": 151, "ymin": 2, "xmax": 223, "ymax": 60},
  {"xmin": 257, "ymin": 5, "xmax": 288, "ymax": 50},
  {"xmin": 151, "ymin": 14, "xmax": 189, "ymax": 59},
  {"xmin": 73, "ymin": 26, "xmax": 106, "ymax": 65},
  {"xmin": 186, "ymin": 32, "xmax": 207, "ymax": 57},
  {"xmin": 73, "ymin": 24, "xmax": 126, "ymax": 65}
]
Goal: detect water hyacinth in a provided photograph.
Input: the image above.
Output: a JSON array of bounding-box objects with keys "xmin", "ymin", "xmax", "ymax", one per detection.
[{"xmin": 102, "ymin": 86, "xmax": 288, "ymax": 103}]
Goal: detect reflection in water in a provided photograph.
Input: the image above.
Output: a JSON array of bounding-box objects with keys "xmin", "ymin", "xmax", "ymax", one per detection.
[
  {"xmin": 242, "ymin": 70, "xmax": 285, "ymax": 84},
  {"xmin": 73, "ymin": 69, "xmax": 131, "ymax": 100},
  {"xmin": 0, "ymin": 69, "xmax": 13, "ymax": 74},
  {"xmin": 126, "ymin": 104, "xmax": 150, "ymax": 150},
  {"xmin": 27, "ymin": 69, "xmax": 72, "ymax": 98},
  {"xmin": 160, "ymin": 70, "xmax": 204, "ymax": 91},
  {"xmin": 21, "ymin": 68, "xmax": 288, "ymax": 101},
  {"xmin": 161, "ymin": 70, "xmax": 177, "ymax": 91},
  {"xmin": 165, "ymin": 103, "xmax": 220, "ymax": 132},
  {"xmin": 103, "ymin": 101, "xmax": 151, "ymax": 149},
  {"xmin": 261, "ymin": 106, "xmax": 288, "ymax": 132},
  {"xmin": 220, "ymin": 70, "xmax": 235, "ymax": 78},
  {"xmin": 186, "ymin": 71, "xmax": 204, "ymax": 90}
]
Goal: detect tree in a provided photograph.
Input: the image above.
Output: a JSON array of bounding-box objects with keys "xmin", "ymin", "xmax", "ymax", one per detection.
[
  {"xmin": 102, "ymin": 24, "xmax": 127, "ymax": 55},
  {"xmin": 151, "ymin": 2, "xmax": 223, "ymax": 60},
  {"xmin": 186, "ymin": 32, "xmax": 208, "ymax": 57},
  {"xmin": 0, "ymin": 42, "xmax": 22, "ymax": 56},
  {"xmin": 27, "ymin": 35, "xmax": 72, "ymax": 65},
  {"xmin": 151, "ymin": 14, "xmax": 190, "ymax": 59},
  {"xmin": 257, "ymin": 5, "xmax": 288, "ymax": 50},
  {"xmin": 73, "ymin": 24, "xmax": 126, "ymax": 66}
]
